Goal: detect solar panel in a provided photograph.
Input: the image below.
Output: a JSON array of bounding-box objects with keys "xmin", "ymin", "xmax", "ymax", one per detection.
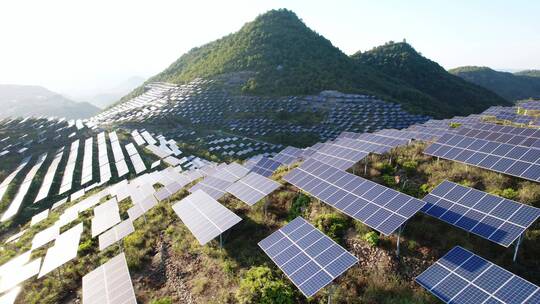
[
  {"xmin": 456, "ymin": 125, "xmax": 540, "ymax": 149},
  {"xmin": 30, "ymin": 208, "xmax": 49, "ymax": 226},
  {"xmin": 307, "ymin": 142, "xmax": 368, "ymax": 170},
  {"xmin": 35, "ymin": 150, "xmax": 64, "ymax": 203},
  {"xmin": 337, "ymin": 133, "xmax": 408, "ymax": 153},
  {"xmin": 91, "ymin": 198, "xmax": 121, "ymax": 237},
  {"xmin": 31, "ymin": 223, "xmax": 59, "ymax": 249},
  {"xmin": 422, "ymin": 180, "xmax": 540, "ymax": 247},
  {"xmin": 424, "ymin": 133, "xmax": 540, "ymax": 182},
  {"xmin": 189, "ymin": 176, "xmax": 232, "ymax": 200},
  {"xmin": 172, "ymin": 189, "xmax": 242, "ymax": 245},
  {"xmin": 99, "ymin": 219, "xmax": 135, "ymax": 251},
  {"xmin": 60, "ymin": 140, "xmax": 80, "ymax": 194},
  {"xmin": 272, "ymin": 146, "xmax": 303, "ymax": 166},
  {"xmin": 82, "ymin": 252, "xmax": 137, "ymax": 304},
  {"xmin": 258, "ymin": 217, "xmax": 358, "ymax": 297},
  {"xmin": 126, "ymin": 143, "xmax": 146, "ymax": 174},
  {"xmin": 416, "ymin": 246, "xmax": 540, "ymax": 303},
  {"xmin": 249, "ymin": 157, "xmax": 281, "ymax": 177},
  {"xmin": 0, "ymin": 285, "xmax": 20, "ymax": 304},
  {"xmin": 81, "ymin": 137, "xmax": 94, "ymax": 185},
  {"xmin": 38, "ymin": 223, "xmax": 83, "ymax": 278},
  {"xmin": 0, "ymin": 257, "xmax": 41, "ymax": 294},
  {"xmin": 210, "ymin": 162, "xmax": 249, "ymax": 182},
  {"xmin": 127, "ymin": 195, "xmax": 157, "ymax": 221},
  {"xmin": 0, "ymin": 157, "xmax": 31, "ymax": 202},
  {"xmin": 226, "ymin": 172, "xmax": 280, "ymax": 205},
  {"xmin": 284, "ymin": 159, "xmax": 425, "ymax": 235}
]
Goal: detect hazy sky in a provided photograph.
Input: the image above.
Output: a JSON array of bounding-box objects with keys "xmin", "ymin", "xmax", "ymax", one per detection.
[{"xmin": 1, "ymin": 0, "xmax": 538, "ymax": 96}]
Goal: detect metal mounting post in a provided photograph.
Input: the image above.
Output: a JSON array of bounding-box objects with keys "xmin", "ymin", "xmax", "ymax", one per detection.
[
  {"xmin": 513, "ymin": 234, "xmax": 523, "ymax": 263},
  {"xmin": 396, "ymin": 224, "xmax": 405, "ymax": 257},
  {"xmin": 220, "ymin": 234, "xmax": 223, "ymax": 249}
]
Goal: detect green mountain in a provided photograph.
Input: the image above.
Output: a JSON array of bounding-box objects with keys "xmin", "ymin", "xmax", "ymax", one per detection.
[
  {"xmin": 449, "ymin": 66, "xmax": 540, "ymax": 100},
  {"xmin": 122, "ymin": 9, "xmax": 509, "ymax": 118},
  {"xmin": 352, "ymin": 42, "xmax": 511, "ymax": 116}
]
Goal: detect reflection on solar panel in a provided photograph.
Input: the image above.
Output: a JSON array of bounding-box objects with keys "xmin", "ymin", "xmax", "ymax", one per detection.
[
  {"xmin": 307, "ymin": 142, "xmax": 368, "ymax": 170},
  {"xmin": 258, "ymin": 217, "xmax": 358, "ymax": 297},
  {"xmin": 0, "ymin": 257, "xmax": 41, "ymax": 294},
  {"xmin": 211, "ymin": 162, "xmax": 249, "ymax": 182},
  {"xmin": 0, "ymin": 157, "xmax": 31, "ymax": 202},
  {"xmin": 131, "ymin": 129, "xmax": 146, "ymax": 146},
  {"xmin": 0, "ymin": 285, "xmax": 21, "ymax": 304},
  {"xmin": 424, "ymin": 133, "xmax": 540, "ymax": 182},
  {"xmin": 110, "ymin": 131, "xmax": 129, "ymax": 178},
  {"xmin": 172, "ymin": 189, "xmax": 242, "ymax": 245},
  {"xmin": 422, "ymin": 180, "xmax": 540, "ymax": 247},
  {"xmin": 91, "ymin": 198, "xmax": 121, "ymax": 237},
  {"xmin": 146, "ymin": 144, "xmax": 172, "ymax": 159},
  {"xmin": 127, "ymin": 195, "xmax": 157, "ymax": 221},
  {"xmin": 38, "ymin": 223, "xmax": 83, "ymax": 278},
  {"xmin": 125, "ymin": 143, "xmax": 146, "ymax": 174},
  {"xmin": 99, "ymin": 220, "xmax": 135, "ymax": 251},
  {"xmin": 226, "ymin": 172, "xmax": 280, "ymax": 205},
  {"xmin": 81, "ymin": 137, "xmax": 94, "ymax": 185},
  {"xmin": 2, "ymin": 153, "xmax": 48, "ymax": 222},
  {"xmin": 249, "ymin": 157, "xmax": 281, "ymax": 177},
  {"xmin": 141, "ymin": 130, "xmax": 157, "ymax": 145},
  {"xmin": 97, "ymin": 132, "xmax": 111, "ymax": 183},
  {"xmin": 60, "ymin": 140, "xmax": 80, "ymax": 194},
  {"xmin": 243, "ymin": 155, "xmax": 263, "ymax": 170},
  {"xmin": 338, "ymin": 132, "xmax": 409, "ymax": 153},
  {"xmin": 31, "ymin": 223, "xmax": 59, "ymax": 249},
  {"xmin": 154, "ymin": 181, "xmax": 184, "ymax": 201},
  {"xmin": 272, "ymin": 146, "xmax": 303, "ymax": 166},
  {"xmin": 82, "ymin": 252, "xmax": 137, "ymax": 304},
  {"xmin": 416, "ymin": 246, "xmax": 540, "ymax": 304},
  {"xmin": 189, "ymin": 176, "xmax": 232, "ymax": 200},
  {"xmin": 284, "ymin": 159, "xmax": 425, "ymax": 235},
  {"xmin": 35, "ymin": 150, "xmax": 64, "ymax": 203}
]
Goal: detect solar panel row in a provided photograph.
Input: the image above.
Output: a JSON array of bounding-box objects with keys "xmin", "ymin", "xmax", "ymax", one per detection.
[
  {"xmin": 425, "ymin": 133, "xmax": 540, "ymax": 182},
  {"xmin": 81, "ymin": 137, "xmax": 94, "ymax": 185},
  {"xmin": 59, "ymin": 140, "xmax": 80, "ymax": 194},
  {"xmin": 249, "ymin": 157, "xmax": 281, "ymax": 177},
  {"xmin": 416, "ymin": 246, "xmax": 540, "ymax": 304},
  {"xmin": 189, "ymin": 176, "xmax": 232, "ymax": 200},
  {"xmin": 226, "ymin": 172, "xmax": 280, "ymax": 205},
  {"xmin": 97, "ymin": 132, "xmax": 111, "ymax": 184},
  {"xmin": 284, "ymin": 159, "xmax": 425, "ymax": 235},
  {"xmin": 35, "ymin": 150, "xmax": 64, "ymax": 203},
  {"xmin": 272, "ymin": 146, "xmax": 303, "ymax": 166},
  {"xmin": 422, "ymin": 180, "xmax": 540, "ymax": 247},
  {"xmin": 307, "ymin": 141, "xmax": 368, "ymax": 170}
]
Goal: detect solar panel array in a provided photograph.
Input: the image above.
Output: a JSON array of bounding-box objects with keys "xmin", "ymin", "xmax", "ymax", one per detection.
[
  {"xmin": 457, "ymin": 125, "xmax": 540, "ymax": 149},
  {"xmin": 172, "ymin": 189, "xmax": 242, "ymax": 245},
  {"xmin": 284, "ymin": 159, "xmax": 425, "ymax": 235},
  {"xmin": 189, "ymin": 176, "xmax": 232, "ymax": 200},
  {"xmin": 249, "ymin": 157, "xmax": 282, "ymax": 177},
  {"xmin": 416, "ymin": 246, "xmax": 540, "ymax": 304},
  {"xmin": 0, "ymin": 157, "xmax": 31, "ymax": 202},
  {"xmin": 97, "ymin": 132, "xmax": 111, "ymax": 183},
  {"xmin": 141, "ymin": 130, "xmax": 157, "ymax": 145},
  {"xmin": 82, "ymin": 252, "xmax": 137, "ymax": 304},
  {"xmin": 226, "ymin": 172, "xmax": 280, "ymax": 205},
  {"xmin": 424, "ymin": 133, "xmax": 540, "ymax": 182},
  {"xmin": 34, "ymin": 149, "xmax": 64, "ymax": 203},
  {"xmin": 518, "ymin": 100, "xmax": 540, "ymax": 111},
  {"xmin": 110, "ymin": 131, "xmax": 129, "ymax": 177},
  {"xmin": 131, "ymin": 129, "xmax": 146, "ymax": 146},
  {"xmin": 272, "ymin": 146, "xmax": 303, "ymax": 166},
  {"xmin": 81, "ymin": 137, "xmax": 94, "ymax": 185},
  {"xmin": 422, "ymin": 180, "xmax": 540, "ymax": 247},
  {"xmin": 125, "ymin": 143, "xmax": 146, "ymax": 174},
  {"xmin": 307, "ymin": 141, "xmax": 368, "ymax": 170},
  {"xmin": 91, "ymin": 198, "xmax": 121, "ymax": 237},
  {"xmin": 337, "ymin": 132, "xmax": 409, "ymax": 154},
  {"xmin": 39, "ymin": 223, "xmax": 83, "ymax": 278},
  {"xmin": 98, "ymin": 219, "xmax": 135, "ymax": 251},
  {"xmin": 31, "ymin": 223, "xmax": 59, "ymax": 249},
  {"xmin": 258, "ymin": 217, "xmax": 358, "ymax": 297},
  {"xmin": 60, "ymin": 140, "xmax": 80, "ymax": 194},
  {"xmin": 1, "ymin": 153, "xmax": 48, "ymax": 222}
]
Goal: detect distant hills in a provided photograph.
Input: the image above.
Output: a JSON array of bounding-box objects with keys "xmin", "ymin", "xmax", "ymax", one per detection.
[
  {"xmin": 122, "ymin": 9, "xmax": 511, "ymax": 118},
  {"xmin": 74, "ymin": 76, "xmax": 145, "ymax": 109},
  {"xmin": 449, "ymin": 66, "xmax": 540, "ymax": 101},
  {"xmin": 0, "ymin": 84, "xmax": 100, "ymax": 119}
]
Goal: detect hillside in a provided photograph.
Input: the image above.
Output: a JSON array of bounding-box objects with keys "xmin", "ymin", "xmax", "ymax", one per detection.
[
  {"xmin": 352, "ymin": 42, "xmax": 511, "ymax": 115},
  {"xmin": 118, "ymin": 9, "xmax": 509, "ymax": 118},
  {"xmin": 0, "ymin": 84, "xmax": 100, "ymax": 119},
  {"xmin": 80, "ymin": 76, "xmax": 145, "ymax": 109},
  {"xmin": 449, "ymin": 66, "xmax": 540, "ymax": 100}
]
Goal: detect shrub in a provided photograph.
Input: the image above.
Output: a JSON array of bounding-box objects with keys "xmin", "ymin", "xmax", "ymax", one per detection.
[
  {"xmin": 401, "ymin": 160, "xmax": 418, "ymax": 175},
  {"xmin": 236, "ymin": 266, "xmax": 294, "ymax": 304},
  {"xmin": 287, "ymin": 193, "xmax": 310, "ymax": 221},
  {"xmin": 314, "ymin": 213, "xmax": 348, "ymax": 242},
  {"xmin": 501, "ymin": 188, "xmax": 518, "ymax": 200},
  {"xmin": 382, "ymin": 174, "xmax": 397, "ymax": 188},
  {"xmin": 449, "ymin": 122, "xmax": 462, "ymax": 128},
  {"xmin": 150, "ymin": 297, "xmax": 172, "ymax": 304},
  {"xmin": 380, "ymin": 163, "xmax": 396, "ymax": 175},
  {"xmin": 363, "ymin": 231, "xmax": 379, "ymax": 247}
]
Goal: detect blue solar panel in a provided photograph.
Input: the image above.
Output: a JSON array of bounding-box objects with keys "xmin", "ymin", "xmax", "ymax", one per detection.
[
  {"xmin": 258, "ymin": 217, "xmax": 358, "ymax": 297},
  {"xmin": 307, "ymin": 142, "xmax": 368, "ymax": 170},
  {"xmin": 416, "ymin": 246, "xmax": 540, "ymax": 304},
  {"xmin": 424, "ymin": 133, "xmax": 540, "ymax": 182},
  {"xmin": 422, "ymin": 180, "xmax": 540, "ymax": 247},
  {"xmin": 272, "ymin": 146, "xmax": 303, "ymax": 166},
  {"xmin": 249, "ymin": 157, "xmax": 282, "ymax": 177},
  {"xmin": 284, "ymin": 159, "xmax": 425, "ymax": 235}
]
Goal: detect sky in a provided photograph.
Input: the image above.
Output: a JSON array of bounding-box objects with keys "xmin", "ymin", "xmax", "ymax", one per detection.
[{"xmin": 0, "ymin": 0, "xmax": 539, "ymax": 97}]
